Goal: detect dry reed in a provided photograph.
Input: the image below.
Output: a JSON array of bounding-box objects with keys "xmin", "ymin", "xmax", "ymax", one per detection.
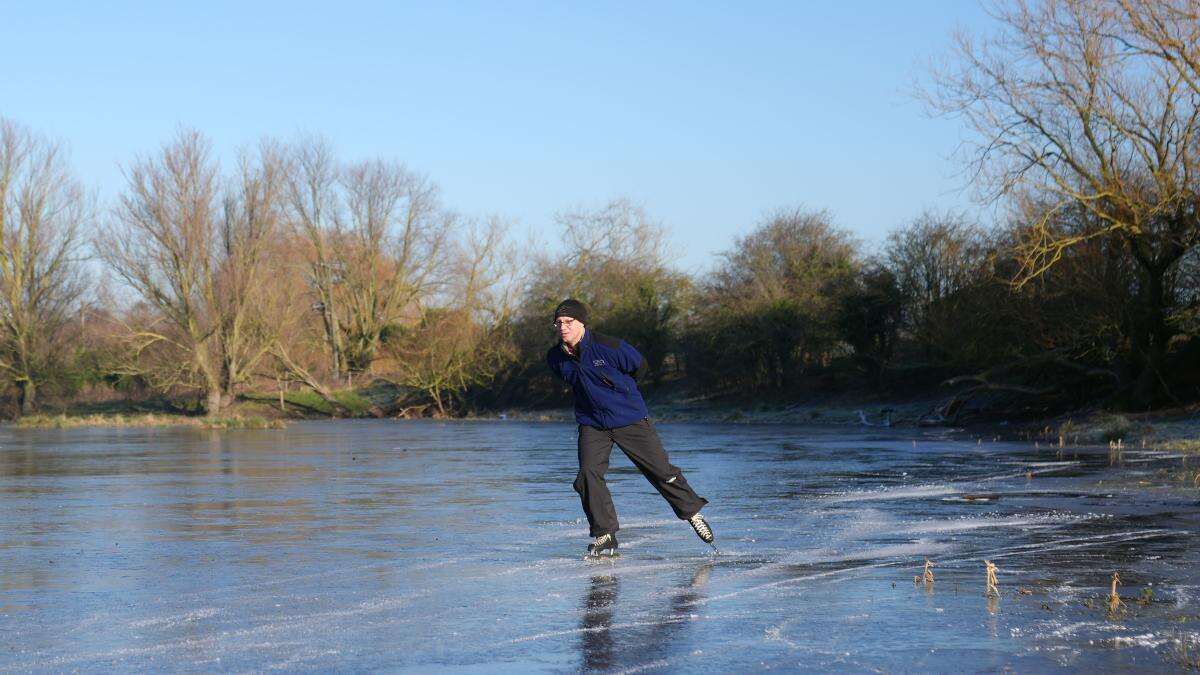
[{"xmin": 1108, "ymin": 572, "xmax": 1126, "ymax": 616}]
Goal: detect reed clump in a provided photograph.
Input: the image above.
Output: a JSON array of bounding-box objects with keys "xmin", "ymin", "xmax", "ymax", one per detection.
[
  {"xmin": 1097, "ymin": 415, "xmax": 1135, "ymax": 443},
  {"xmin": 1176, "ymin": 630, "xmax": 1200, "ymax": 669},
  {"xmin": 913, "ymin": 558, "xmax": 935, "ymax": 588},
  {"xmin": 1139, "ymin": 587, "xmax": 1154, "ymax": 606},
  {"xmin": 1154, "ymin": 466, "xmax": 1200, "ymax": 488},
  {"xmin": 1108, "ymin": 572, "xmax": 1126, "ymax": 617},
  {"xmin": 1108, "ymin": 438, "xmax": 1125, "ymax": 461},
  {"xmin": 1159, "ymin": 439, "xmax": 1200, "ymax": 454},
  {"xmin": 985, "ymin": 560, "xmax": 999, "ymax": 597}
]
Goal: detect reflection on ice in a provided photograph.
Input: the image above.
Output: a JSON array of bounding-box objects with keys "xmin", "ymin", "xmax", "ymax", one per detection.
[{"xmin": 580, "ymin": 574, "xmax": 618, "ymax": 670}]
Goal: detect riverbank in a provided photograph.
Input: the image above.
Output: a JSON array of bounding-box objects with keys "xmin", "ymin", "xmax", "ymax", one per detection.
[
  {"xmin": 11, "ymin": 413, "xmax": 285, "ymax": 430},
  {"xmin": 491, "ymin": 397, "xmax": 1200, "ymax": 451}
]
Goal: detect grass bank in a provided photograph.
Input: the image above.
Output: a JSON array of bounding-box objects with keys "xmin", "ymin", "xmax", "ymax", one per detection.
[
  {"xmin": 1027, "ymin": 409, "xmax": 1200, "ymax": 451},
  {"xmin": 239, "ymin": 388, "xmax": 377, "ymax": 417},
  {"xmin": 11, "ymin": 413, "xmax": 285, "ymax": 430}
]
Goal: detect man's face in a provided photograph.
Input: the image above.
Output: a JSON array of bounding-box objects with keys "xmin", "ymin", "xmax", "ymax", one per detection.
[{"xmin": 554, "ymin": 316, "xmax": 585, "ymax": 345}]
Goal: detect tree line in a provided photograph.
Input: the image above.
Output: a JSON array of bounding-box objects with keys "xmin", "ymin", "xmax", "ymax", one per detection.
[{"xmin": 2, "ymin": 0, "xmax": 1199, "ymax": 419}]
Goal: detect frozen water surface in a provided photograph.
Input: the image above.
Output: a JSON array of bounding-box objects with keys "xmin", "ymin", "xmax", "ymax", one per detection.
[{"xmin": 2, "ymin": 420, "xmax": 1199, "ymax": 672}]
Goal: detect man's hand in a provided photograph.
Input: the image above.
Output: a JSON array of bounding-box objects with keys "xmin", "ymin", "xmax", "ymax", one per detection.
[{"xmin": 620, "ymin": 341, "xmax": 650, "ymax": 381}]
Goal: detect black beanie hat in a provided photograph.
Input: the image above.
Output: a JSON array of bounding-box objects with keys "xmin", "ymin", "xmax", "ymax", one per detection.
[{"xmin": 554, "ymin": 298, "xmax": 589, "ymax": 325}]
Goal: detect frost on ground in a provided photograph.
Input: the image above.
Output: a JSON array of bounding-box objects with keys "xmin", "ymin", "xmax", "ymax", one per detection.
[{"xmin": 1, "ymin": 421, "xmax": 1198, "ymax": 672}]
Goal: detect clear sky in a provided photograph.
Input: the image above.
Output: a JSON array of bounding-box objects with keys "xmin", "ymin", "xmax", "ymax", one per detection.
[{"xmin": 2, "ymin": 1, "xmax": 995, "ymax": 273}]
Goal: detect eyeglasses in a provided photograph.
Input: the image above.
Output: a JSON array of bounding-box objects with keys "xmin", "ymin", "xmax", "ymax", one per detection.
[{"xmin": 552, "ymin": 318, "xmax": 578, "ymax": 330}]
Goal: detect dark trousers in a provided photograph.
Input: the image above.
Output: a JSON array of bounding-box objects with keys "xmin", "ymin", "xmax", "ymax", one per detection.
[{"xmin": 574, "ymin": 418, "xmax": 708, "ymax": 537}]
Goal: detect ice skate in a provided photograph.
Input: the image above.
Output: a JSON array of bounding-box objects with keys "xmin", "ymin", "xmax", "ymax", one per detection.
[
  {"xmin": 688, "ymin": 512, "xmax": 715, "ymax": 549},
  {"xmin": 584, "ymin": 533, "xmax": 619, "ymax": 559}
]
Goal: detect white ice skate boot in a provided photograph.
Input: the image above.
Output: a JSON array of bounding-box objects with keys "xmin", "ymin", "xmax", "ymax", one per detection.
[{"xmin": 688, "ymin": 512, "xmax": 714, "ymax": 545}]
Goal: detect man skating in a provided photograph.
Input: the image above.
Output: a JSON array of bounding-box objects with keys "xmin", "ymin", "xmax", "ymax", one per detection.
[{"xmin": 546, "ymin": 298, "xmax": 714, "ymax": 557}]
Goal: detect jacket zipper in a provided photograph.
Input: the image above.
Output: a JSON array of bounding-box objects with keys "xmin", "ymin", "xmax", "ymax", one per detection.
[{"xmin": 574, "ymin": 336, "xmax": 607, "ymax": 428}]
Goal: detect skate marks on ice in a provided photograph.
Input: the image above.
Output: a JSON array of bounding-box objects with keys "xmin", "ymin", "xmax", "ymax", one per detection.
[
  {"xmin": 682, "ymin": 443, "xmax": 1187, "ymax": 611},
  {"xmin": 0, "ymin": 589, "xmax": 434, "ymax": 672},
  {"xmin": 495, "ymin": 526, "xmax": 1184, "ymax": 673},
  {"xmin": 759, "ymin": 535, "xmax": 1196, "ymax": 670},
  {"xmin": 820, "ymin": 461, "xmax": 1085, "ymax": 503},
  {"xmin": 501, "ymin": 519, "xmax": 1178, "ymax": 644},
  {"xmin": 556, "ymin": 435, "xmax": 1197, "ymax": 668}
]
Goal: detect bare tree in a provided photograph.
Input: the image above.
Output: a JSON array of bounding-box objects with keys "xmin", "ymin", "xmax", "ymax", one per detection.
[
  {"xmin": 887, "ymin": 211, "xmax": 985, "ymax": 315},
  {"xmin": 0, "ymin": 119, "xmax": 89, "ymax": 415},
  {"xmin": 686, "ymin": 207, "xmax": 860, "ymax": 390},
  {"xmin": 925, "ymin": 0, "xmax": 1200, "ymax": 405},
  {"xmin": 101, "ymin": 130, "xmax": 284, "ymax": 415},
  {"xmin": 283, "ymin": 140, "xmax": 450, "ymax": 385},
  {"xmin": 712, "ymin": 207, "xmax": 859, "ymax": 309},
  {"xmin": 336, "ymin": 158, "xmax": 448, "ymax": 374},
  {"xmin": 261, "ymin": 246, "xmax": 357, "ymax": 415},
  {"xmin": 542, "ymin": 198, "xmax": 669, "ymax": 300},
  {"xmin": 885, "ymin": 210, "xmax": 988, "ymax": 356},
  {"xmin": 283, "ymin": 137, "xmax": 347, "ymax": 383},
  {"xmin": 1118, "ymin": 1, "xmax": 1200, "ymax": 96},
  {"xmin": 385, "ymin": 216, "xmax": 520, "ymax": 415},
  {"xmin": 216, "ymin": 140, "xmax": 289, "ymax": 403},
  {"xmin": 561, "ymin": 199, "xmax": 666, "ymax": 266}
]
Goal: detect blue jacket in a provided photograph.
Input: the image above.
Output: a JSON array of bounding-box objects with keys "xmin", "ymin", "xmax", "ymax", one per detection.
[{"xmin": 546, "ymin": 330, "xmax": 650, "ymax": 429}]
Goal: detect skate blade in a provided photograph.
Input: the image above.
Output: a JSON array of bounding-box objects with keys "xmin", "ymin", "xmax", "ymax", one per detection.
[{"xmin": 583, "ymin": 551, "xmax": 620, "ymax": 561}]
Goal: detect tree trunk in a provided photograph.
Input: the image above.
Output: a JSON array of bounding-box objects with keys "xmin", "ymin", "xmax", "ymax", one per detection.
[
  {"xmin": 223, "ymin": 379, "xmax": 237, "ymax": 410},
  {"xmin": 19, "ymin": 380, "xmax": 35, "ymax": 416},
  {"xmin": 221, "ymin": 358, "xmax": 238, "ymax": 410},
  {"xmin": 1130, "ymin": 262, "xmax": 1174, "ymax": 409},
  {"xmin": 322, "ymin": 301, "xmax": 343, "ymax": 384},
  {"xmin": 205, "ymin": 388, "xmax": 223, "ymax": 418}
]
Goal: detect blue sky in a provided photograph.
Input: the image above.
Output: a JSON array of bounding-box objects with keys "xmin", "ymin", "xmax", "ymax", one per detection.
[{"xmin": 2, "ymin": 1, "xmax": 994, "ymax": 273}]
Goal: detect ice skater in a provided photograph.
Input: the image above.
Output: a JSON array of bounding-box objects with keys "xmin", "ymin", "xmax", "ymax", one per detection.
[{"xmin": 546, "ymin": 298, "xmax": 714, "ymax": 557}]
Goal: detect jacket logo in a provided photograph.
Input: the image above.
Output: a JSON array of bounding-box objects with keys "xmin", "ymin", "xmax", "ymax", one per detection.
[{"xmin": 593, "ymin": 359, "xmax": 606, "ymax": 367}]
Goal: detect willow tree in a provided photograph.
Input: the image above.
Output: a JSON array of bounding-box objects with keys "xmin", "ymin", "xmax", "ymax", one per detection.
[
  {"xmin": 216, "ymin": 141, "xmax": 289, "ymax": 403},
  {"xmin": 283, "ymin": 140, "xmax": 449, "ymax": 383},
  {"xmin": 336, "ymin": 158, "xmax": 448, "ymax": 375},
  {"xmin": 101, "ymin": 131, "xmax": 285, "ymax": 415},
  {"xmin": 927, "ymin": 0, "xmax": 1200, "ymax": 406},
  {"xmin": 284, "ymin": 138, "xmax": 346, "ymax": 383},
  {"xmin": 384, "ymin": 217, "xmax": 520, "ymax": 415},
  {"xmin": 0, "ymin": 119, "xmax": 88, "ymax": 415}
]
